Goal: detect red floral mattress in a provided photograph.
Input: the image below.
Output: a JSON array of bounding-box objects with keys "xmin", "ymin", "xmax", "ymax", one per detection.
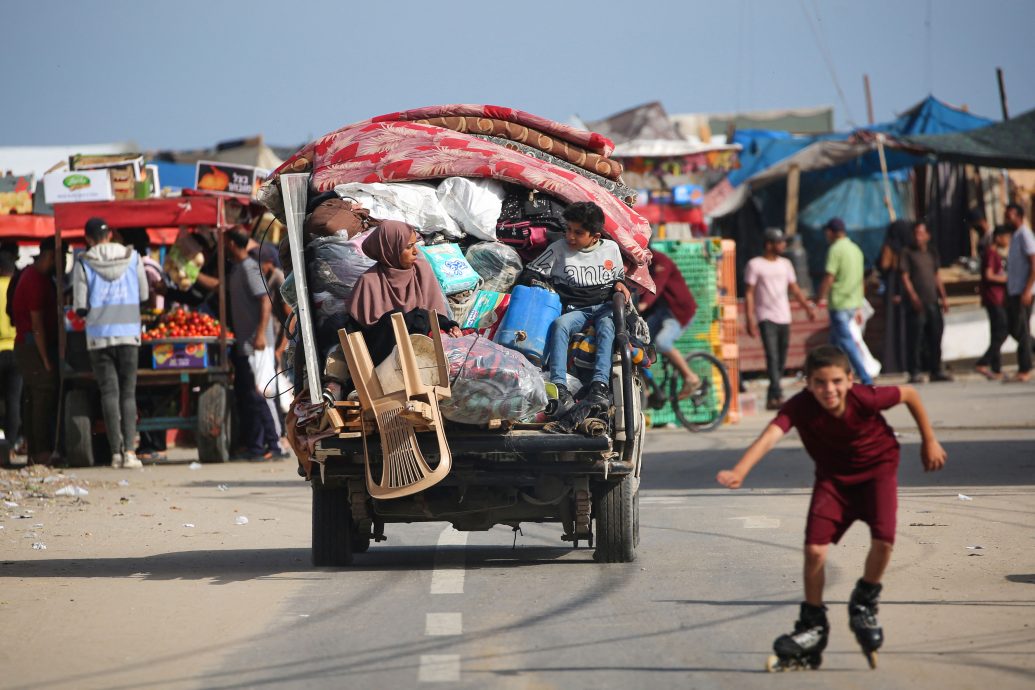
[{"xmin": 264, "ymin": 105, "xmax": 654, "ymax": 291}]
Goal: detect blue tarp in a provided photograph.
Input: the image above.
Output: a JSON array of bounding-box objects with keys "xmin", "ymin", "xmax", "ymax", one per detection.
[
  {"xmin": 726, "ymin": 97, "xmax": 994, "ymax": 273},
  {"xmin": 148, "ymin": 161, "xmax": 196, "ymax": 190}
]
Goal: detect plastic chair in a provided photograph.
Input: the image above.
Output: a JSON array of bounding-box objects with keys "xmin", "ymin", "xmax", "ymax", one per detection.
[{"xmin": 338, "ymin": 311, "xmax": 453, "ymax": 500}]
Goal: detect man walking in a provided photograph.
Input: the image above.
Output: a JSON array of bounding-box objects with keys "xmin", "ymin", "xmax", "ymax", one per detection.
[
  {"xmin": 12, "ymin": 237, "xmax": 64, "ymax": 466},
  {"xmin": 816, "ymin": 218, "xmax": 873, "ymax": 385},
  {"xmin": 227, "ymin": 229, "xmax": 282, "ymax": 460},
  {"xmin": 899, "ymin": 221, "xmax": 952, "ymax": 383},
  {"xmin": 1004, "ymin": 203, "xmax": 1034, "ymax": 383},
  {"xmin": 73, "ymin": 218, "xmax": 148, "ymax": 468},
  {"xmin": 745, "ymin": 228, "xmax": 816, "ymax": 409}
]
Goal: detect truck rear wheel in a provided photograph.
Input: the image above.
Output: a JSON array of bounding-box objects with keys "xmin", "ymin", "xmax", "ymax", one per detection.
[
  {"xmin": 312, "ymin": 483, "xmax": 354, "ymax": 566},
  {"xmin": 593, "ymin": 474, "xmax": 637, "ymax": 563},
  {"xmin": 64, "ymin": 389, "xmax": 95, "ymax": 467},
  {"xmin": 196, "ymin": 383, "xmax": 230, "ymax": 463}
]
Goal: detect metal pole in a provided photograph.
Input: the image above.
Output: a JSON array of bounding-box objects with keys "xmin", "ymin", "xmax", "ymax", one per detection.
[
  {"xmin": 785, "ymin": 164, "xmax": 801, "ymax": 236},
  {"xmin": 863, "ymin": 74, "xmax": 875, "ymax": 126},
  {"xmin": 280, "ymin": 174, "xmax": 322, "ymax": 401},
  {"xmin": 996, "ymin": 67, "xmax": 1009, "ymax": 120}
]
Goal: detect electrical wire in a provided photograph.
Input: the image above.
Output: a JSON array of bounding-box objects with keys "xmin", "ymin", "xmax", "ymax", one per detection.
[{"xmin": 799, "ymin": 0, "xmax": 858, "ymax": 128}]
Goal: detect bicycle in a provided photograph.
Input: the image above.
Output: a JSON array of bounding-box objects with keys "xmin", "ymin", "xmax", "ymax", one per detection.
[{"xmin": 637, "ymin": 349, "xmax": 731, "ymax": 432}]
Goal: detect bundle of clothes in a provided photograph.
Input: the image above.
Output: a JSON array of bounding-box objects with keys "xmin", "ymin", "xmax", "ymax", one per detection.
[{"xmin": 267, "ymin": 105, "xmax": 654, "ymax": 437}]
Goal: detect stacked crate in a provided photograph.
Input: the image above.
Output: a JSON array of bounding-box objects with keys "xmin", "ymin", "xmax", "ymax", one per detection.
[
  {"xmin": 715, "ymin": 240, "xmax": 740, "ymax": 423},
  {"xmin": 650, "ymin": 239, "xmax": 724, "ymax": 427}
]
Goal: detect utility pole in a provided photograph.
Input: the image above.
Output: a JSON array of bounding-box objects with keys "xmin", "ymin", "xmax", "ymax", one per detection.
[
  {"xmin": 863, "ymin": 74, "xmax": 875, "ymax": 126},
  {"xmin": 996, "ymin": 67, "xmax": 1009, "ymax": 120}
]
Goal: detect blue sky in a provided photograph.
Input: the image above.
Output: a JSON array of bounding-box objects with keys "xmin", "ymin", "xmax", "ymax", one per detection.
[{"xmin": 4, "ymin": 0, "xmax": 1033, "ymax": 150}]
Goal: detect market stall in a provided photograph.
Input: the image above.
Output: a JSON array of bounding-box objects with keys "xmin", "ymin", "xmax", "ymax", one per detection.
[{"xmin": 51, "ymin": 191, "xmax": 257, "ymax": 465}]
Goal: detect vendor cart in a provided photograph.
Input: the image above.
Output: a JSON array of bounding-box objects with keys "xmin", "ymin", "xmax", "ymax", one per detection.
[{"xmin": 51, "ymin": 191, "xmax": 258, "ymax": 465}]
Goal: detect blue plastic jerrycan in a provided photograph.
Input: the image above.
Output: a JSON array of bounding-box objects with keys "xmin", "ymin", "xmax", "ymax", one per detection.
[{"xmin": 493, "ymin": 285, "xmax": 561, "ymax": 365}]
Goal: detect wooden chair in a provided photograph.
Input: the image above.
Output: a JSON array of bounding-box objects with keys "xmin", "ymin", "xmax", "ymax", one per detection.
[{"xmin": 338, "ymin": 311, "xmax": 452, "ymax": 500}]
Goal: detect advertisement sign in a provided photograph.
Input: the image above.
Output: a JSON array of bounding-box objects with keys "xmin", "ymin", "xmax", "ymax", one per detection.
[
  {"xmin": 194, "ymin": 161, "xmax": 268, "ymax": 198},
  {"xmin": 43, "ymin": 169, "xmax": 115, "ymax": 204},
  {"xmin": 0, "ymin": 175, "xmax": 34, "ymax": 214}
]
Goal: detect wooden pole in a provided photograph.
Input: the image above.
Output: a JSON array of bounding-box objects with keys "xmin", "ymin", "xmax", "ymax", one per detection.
[
  {"xmin": 996, "ymin": 67, "xmax": 1009, "ymax": 120},
  {"xmin": 784, "ymin": 164, "xmax": 800, "ymax": 237},
  {"xmin": 876, "ymin": 134, "xmax": 897, "ymax": 222},
  {"xmin": 863, "ymin": 74, "xmax": 875, "ymax": 126}
]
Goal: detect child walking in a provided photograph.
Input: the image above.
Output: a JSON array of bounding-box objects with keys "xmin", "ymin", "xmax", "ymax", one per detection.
[
  {"xmin": 717, "ymin": 345, "xmax": 947, "ymax": 670},
  {"xmin": 524, "ymin": 201, "xmax": 630, "ymax": 417}
]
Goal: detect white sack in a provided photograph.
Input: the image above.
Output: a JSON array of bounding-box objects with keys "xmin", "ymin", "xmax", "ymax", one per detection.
[
  {"xmin": 334, "ymin": 182, "xmax": 462, "ymax": 238},
  {"xmin": 437, "ymin": 177, "xmax": 505, "ymax": 241}
]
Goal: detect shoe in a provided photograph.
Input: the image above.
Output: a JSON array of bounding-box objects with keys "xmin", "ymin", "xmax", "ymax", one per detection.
[
  {"xmin": 580, "ymin": 381, "xmax": 611, "ymax": 408},
  {"xmin": 1004, "ymin": 371, "xmax": 1033, "ymax": 383},
  {"xmin": 268, "ymin": 449, "xmax": 290, "ymax": 461},
  {"xmin": 550, "ymin": 384, "xmax": 576, "ymax": 419},
  {"xmin": 929, "ymin": 371, "xmax": 954, "ymax": 382},
  {"xmin": 765, "ymin": 397, "xmax": 783, "ymax": 411},
  {"xmin": 907, "ymin": 374, "xmax": 924, "ymax": 384},
  {"xmin": 110, "ymin": 452, "xmax": 124, "ymax": 469},
  {"xmin": 122, "ymin": 451, "xmax": 142, "ymax": 469}
]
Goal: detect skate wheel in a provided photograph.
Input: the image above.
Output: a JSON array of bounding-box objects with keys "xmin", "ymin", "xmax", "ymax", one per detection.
[
  {"xmin": 866, "ymin": 650, "xmax": 878, "ymax": 669},
  {"xmin": 765, "ymin": 655, "xmax": 783, "ymax": 673}
]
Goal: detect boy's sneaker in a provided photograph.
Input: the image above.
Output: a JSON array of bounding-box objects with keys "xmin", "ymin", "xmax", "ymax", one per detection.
[
  {"xmin": 122, "ymin": 451, "xmax": 143, "ymax": 469},
  {"xmin": 110, "ymin": 453, "xmax": 124, "ymax": 469}
]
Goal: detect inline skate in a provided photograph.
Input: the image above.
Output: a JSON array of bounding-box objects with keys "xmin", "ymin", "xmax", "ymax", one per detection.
[
  {"xmin": 848, "ymin": 578, "xmax": 883, "ymax": 669},
  {"xmin": 766, "ymin": 603, "xmax": 829, "ymax": 672}
]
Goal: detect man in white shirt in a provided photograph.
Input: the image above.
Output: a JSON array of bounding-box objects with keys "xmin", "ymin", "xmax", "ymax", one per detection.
[
  {"xmin": 745, "ymin": 228, "xmax": 816, "ymax": 408},
  {"xmin": 1004, "ymin": 203, "xmax": 1035, "ymax": 382}
]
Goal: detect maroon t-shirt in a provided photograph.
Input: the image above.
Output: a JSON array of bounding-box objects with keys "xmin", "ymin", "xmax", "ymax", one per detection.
[
  {"xmin": 641, "ymin": 252, "xmax": 698, "ymax": 326},
  {"xmin": 771, "ymin": 385, "xmax": 902, "ymax": 484},
  {"xmin": 980, "ymin": 248, "xmax": 1005, "ymax": 307},
  {"xmin": 12, "ymin": 264, "xmax": 58, "ymax": 346}
]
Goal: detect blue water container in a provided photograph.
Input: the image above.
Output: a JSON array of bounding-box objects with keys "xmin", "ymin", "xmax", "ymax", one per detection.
[{"xmin": 493, "ymin": 285, "xmax": 561, "ymax": 365}]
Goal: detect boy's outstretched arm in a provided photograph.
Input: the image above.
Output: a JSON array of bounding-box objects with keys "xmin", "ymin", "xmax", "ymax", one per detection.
[
  {"xmin": 717, "ymin": 423, "xmax": 785, "ymax": 489},
  {"xmin": 898, "ymin": 385, "xmax": 947, "ymax": 472}
]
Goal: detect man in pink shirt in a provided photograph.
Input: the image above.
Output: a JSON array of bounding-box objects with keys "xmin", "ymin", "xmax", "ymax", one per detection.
[{"xmin": 745, "ymin": 228, "xmax": 816, "ymax": 409}]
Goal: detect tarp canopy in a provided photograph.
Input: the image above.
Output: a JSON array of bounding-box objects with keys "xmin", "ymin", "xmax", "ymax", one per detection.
[
  {"xmin": 712, "ymin": 97, "xmax": 995, "ymax": 217},
  {"xmin": 903, "ymin": 108, "xmax": 1035, "ymax": 169}
]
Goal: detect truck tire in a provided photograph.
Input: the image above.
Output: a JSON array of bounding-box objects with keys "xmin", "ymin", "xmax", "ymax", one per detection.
[
  {"xmin": 312, "ymin": 483, "xmax": 354, "ymax": 566},
  {"xmin": 64, "ymin": 389, "xmax": 95, "ymax": 468},
  {"xmin": 352, "ymin": 531, "xmax": 371, "ymax": 553},
  {"xmin": 196, "ymin": 383, "xmax": 230, "ymax": 463},
  {"xmin": 593, "ymin": 474, "xmax": 637, "ymax": 563}
]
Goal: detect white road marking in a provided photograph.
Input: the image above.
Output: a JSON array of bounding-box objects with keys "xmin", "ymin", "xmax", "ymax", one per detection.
[
  {"xmin": 418, "ymin": 654, "xmax": 460, "ymax": 682},
  {"xmin": 425, "ymin": 612, "xmax": 462, "ymax": 636},
  {"xmin": 640, "ymin": 496, "xmax": 687, "ymax": 505},
  {"xmin": 430, "ymin": 527, "xmax": 468, "ymax": 594},
  {"xmin": 730, "ymin": 516, "xmax": 782, "ymax": 529}
]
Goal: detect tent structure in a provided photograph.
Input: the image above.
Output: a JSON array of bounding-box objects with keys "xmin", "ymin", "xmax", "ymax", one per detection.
[
  {"xmin": 711, "ymin": 97, "xmax": 996, "ymax": 285},
  {"xmin": 903, "ymin": 108, "xmax": 1035, "ymax": 169}
]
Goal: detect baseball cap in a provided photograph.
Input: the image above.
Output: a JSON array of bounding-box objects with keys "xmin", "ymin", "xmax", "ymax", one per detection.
[
  {"xmin": 763, "ymin": 228, "xmax": 786, "ymax": 243},
  {"xmin": 823, "ymin": 217, "xmax": 846, "ymax": 234},
  {"xmin": 85, "ymin": 217, "xmax": 110, "ymax": 236}
]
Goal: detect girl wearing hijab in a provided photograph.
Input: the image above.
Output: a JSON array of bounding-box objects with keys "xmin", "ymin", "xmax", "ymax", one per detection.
[{"xmin": 347, "ymin": 221, "xmax": 461, "ymax": 364}]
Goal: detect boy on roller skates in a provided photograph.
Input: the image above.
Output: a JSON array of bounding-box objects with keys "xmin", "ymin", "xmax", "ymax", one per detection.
[{"xmin": 717, "ymin": 345, "xmax": 947, "ymax": 670}]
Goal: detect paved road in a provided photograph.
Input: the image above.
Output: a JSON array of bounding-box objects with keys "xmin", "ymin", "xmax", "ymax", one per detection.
[{"xmin": 2, "ymin": 378, "xmax": 1034, "ymax": 689}]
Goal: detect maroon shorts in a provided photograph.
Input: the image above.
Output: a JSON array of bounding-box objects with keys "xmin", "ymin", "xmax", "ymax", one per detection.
[{"xmin": 804, "ymin": 472, "xmax": 898, "ymax": 545}]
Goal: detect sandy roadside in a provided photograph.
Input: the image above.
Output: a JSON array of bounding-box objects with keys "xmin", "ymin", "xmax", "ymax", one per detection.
[{"xmin": 1, "ymin": 459, "xmax": 316, "ymax": 690}]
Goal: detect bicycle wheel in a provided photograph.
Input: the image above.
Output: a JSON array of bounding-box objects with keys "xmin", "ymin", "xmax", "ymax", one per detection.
[{"xmin": 670, "ymin": 351, "xmax": 732, "ymax": 432}]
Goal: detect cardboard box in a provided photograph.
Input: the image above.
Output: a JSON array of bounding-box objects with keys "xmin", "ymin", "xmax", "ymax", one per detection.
[
  {"xmin": 43, "ymin": 169, "xmax": 115, "ymax": 203},
  {"xmin": 152, "ymin": 342, "xmax": 209, "ymax": 369},
  {"xmin": 195, "ymin": 161, "xmax": 268, "ymax": 198}
]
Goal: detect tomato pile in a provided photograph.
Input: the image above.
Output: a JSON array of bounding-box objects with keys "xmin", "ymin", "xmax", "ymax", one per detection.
[{"xmin": 142, "ymin": 308, "xmax": 233, "ymax": 341}]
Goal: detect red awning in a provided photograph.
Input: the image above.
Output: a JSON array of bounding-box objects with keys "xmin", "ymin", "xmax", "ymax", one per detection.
[
  {"xmin": 52, "ymin": 196, "xmax": 228, "ymax": 231},
  {"xmin": 0, "ymin": 214, "xmax": 56, "ymax": 240}
]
